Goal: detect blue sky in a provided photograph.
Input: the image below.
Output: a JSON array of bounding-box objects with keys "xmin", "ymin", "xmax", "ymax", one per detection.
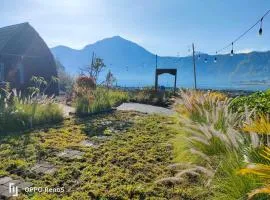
[{"xmin": 1, "ymin": 0, "xmax": 270, "ymax": 56}]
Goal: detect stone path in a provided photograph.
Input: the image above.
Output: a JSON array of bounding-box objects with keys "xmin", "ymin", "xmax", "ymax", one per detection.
[
  {"xmin": 117, "ymin": 103, "xmax": 175, "ymax": 116},
  {"xmin": 57, "ymin": 103, "xmax": 75, "ymax": 118},
  {"xmin": 57, "ymin": 149, "xmax": 85, "ymax": 159},
  {"xmin": 80, "ymin": 140, "xmax": 98, "ymax": 148},
  {"xmin": 31, "ymin": 161, "xmax": 57, "ymax": 175},
  {"xmin": 0, "ymin": 176, "xmax": 32, "ymax": 198}
]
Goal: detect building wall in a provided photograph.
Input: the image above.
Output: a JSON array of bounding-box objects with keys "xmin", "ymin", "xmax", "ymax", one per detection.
[{"xmin": 0, "ymin": 23, "xmax": 58, "ymax": 94}]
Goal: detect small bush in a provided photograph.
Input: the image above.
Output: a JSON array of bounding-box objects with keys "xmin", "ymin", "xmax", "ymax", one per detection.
[
  {"xmin": 0, "ymin": 90, "xmax": 63, "ymax": 133},
  {"xmin": 75, "ymin": 87, "xmax": 128, "ymax": 115},
  {"xmin": 128, "ymin": 87, "xmax": 175, "ymax": 107},
  {"xmin": 230, "ymin": 89, "xmax": 270, "ymax": 114}
]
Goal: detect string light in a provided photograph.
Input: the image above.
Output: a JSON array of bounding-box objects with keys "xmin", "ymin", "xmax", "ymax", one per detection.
[
  {"xmin": 191, "ymin": 10, "xmax": 270, "ymax": 65},
  {"xmin": 230, "ymin": 42, "xmax": 234, "ymax": 56},
  {"xmin": 214, "ymin": 9, "xmax": 270, "ymax": 55},
  {"xmin": 259, "ymin": 17, "xmax": 263, "ymax": 35}
]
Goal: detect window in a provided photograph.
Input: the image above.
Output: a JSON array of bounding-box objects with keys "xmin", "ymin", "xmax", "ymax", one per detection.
[
  {"xmin": 18, "ymin": 63, "xmax": 24, "ymax": 84},
  {"xmin": 0, "ymin": 63, "xmax": 4, "ymax": 82}
]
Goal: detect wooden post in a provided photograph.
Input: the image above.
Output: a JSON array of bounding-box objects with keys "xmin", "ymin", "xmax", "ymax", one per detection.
[
  {"xmin": 192, "ymin": 43, "xmax": 197, "ymax": 90},
  {"xmin": 174, "ymin": 73, "xmax": 177, "ymax": 94},
  {"xmin": 155, "ymin": 54, "xmax": 158, "ymax": 91}
]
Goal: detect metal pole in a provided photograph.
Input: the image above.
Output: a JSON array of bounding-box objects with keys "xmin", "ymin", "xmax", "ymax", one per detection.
[{"xmin": 192, "ymin": 43, "xmax": 197, "ymax": 90}]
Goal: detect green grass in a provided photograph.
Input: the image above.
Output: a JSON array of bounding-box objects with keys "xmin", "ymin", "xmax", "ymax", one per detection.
[
  {"xmin": 170, "ymin": 130, "xmax": 198, "ymax": 163},
  {"xmin": 211, "ymin": 152, "xmax": 266, "ymax": 200},
  {"xmin": 0, "ymin": 111, "xmax": 193, "ymax": 199}
]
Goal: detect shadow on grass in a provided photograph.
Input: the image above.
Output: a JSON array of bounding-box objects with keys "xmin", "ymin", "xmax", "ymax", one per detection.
[{"xmin": 76, "ymin": 110, "xmax": 141, "ymax": 137}]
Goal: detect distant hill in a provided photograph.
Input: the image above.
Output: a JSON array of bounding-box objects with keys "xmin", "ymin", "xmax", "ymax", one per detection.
[{"xmin": 51, "ymin": 36, "xmax": 270, "ymax": 90}]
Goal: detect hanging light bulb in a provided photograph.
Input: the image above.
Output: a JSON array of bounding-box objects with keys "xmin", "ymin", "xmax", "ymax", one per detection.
[
  {"xmin": 230, "ymin": 42, "xmax": 234, "ymax": 56},
  {"xmin": 204, "ymin": 58, "xmax": 208, "ymax": 63},
  {"xmin": 214, "ymin": 52, "xmax": 217, "ymax": 63},
  {"xmin": 259, "ymin": 17, "xmax": 263, "ymax": 35}
]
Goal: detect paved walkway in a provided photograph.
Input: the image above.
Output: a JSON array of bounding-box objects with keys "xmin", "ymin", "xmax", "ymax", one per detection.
[
  {"xmin": 117, "ymin": 103, "xmax": 175, "ymax": 116},
  {"xmin": 57, "ymin": 104, "xmax": 75, "ymax": 118}
]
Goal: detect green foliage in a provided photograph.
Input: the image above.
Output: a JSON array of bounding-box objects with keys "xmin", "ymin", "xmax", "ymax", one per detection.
[
  {"xmin": 76, "ymin": 87, "xmax": 128, "ymax": 115},
  {"xmin": 129, "ymin": 87, "xmax": 175, "ymax": 107},
  {"xmin": 0, "ymin": 89, "xmax": 63, "ymax": 133},
  {"xmin": 171, "ymin": 89, "xmax": 268, "ymax": 199},
  {"xmin": 81, "ymin": 54, "xmax": 106, "ymax": 82},
  {"xmin": 0, "ymin": 111, "xmax": 187, "ymax": 199},
  {"xmin": 212, "ymin": 152, "xmax": 264, "ymax": 200},
  {"xmin": 28, "ymin": 76, "xmax": 48, "ymax": 94},
  {"xmin": 230, "ymin": 89, "xmax": 270, "ymax": 114},
  {"xmin": 28, "ymin": 75, "xmax": 59, "ymax": 95}
]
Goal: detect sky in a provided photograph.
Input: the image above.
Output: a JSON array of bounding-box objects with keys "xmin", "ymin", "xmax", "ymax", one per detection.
[{"xmin": 1, "ymin": 0, "xmax": 270, "ymax": 56}]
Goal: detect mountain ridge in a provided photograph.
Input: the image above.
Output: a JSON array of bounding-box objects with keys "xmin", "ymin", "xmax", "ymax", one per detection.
[{"xmin": 51, "ymin": 36, "xmax": 270, "ymax": 90}]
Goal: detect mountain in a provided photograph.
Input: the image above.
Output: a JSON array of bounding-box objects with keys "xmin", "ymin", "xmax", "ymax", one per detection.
[{"xmin": 51, "ymin": 36, "xmax": 270, "ymax": 90}]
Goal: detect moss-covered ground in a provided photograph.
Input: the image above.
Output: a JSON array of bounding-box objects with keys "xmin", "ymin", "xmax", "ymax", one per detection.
[{"xmin": 0, "ymin": 111, "xmax": 193, "ymax": 200}]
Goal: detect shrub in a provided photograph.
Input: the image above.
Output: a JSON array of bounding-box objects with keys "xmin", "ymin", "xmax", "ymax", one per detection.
[
  {"xmin": 75, "ymin": 76, "xmax": 96, "ymax": 91},
  {"xmin": 171, "ymin": 89, "xmax": 265, "ymax": 199},
  {"xmin": 0, "ymin": 90, "xmax": 63, "ymax": 133},
  {"xmin": 75, "ymin": 87, "xmax": 128, "ymax": 115},
  {"xmin": 230, "ymin": 89, "xmax": 270, "ymax": 115},
  {"xmin": 128, "ymin": 87, "xmax": 175, "ymax": 107}
]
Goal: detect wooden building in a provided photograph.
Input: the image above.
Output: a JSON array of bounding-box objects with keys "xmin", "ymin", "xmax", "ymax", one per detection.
[{"xmin": 0, "ymin": 22, "xmax": 58, "ymax": 94}]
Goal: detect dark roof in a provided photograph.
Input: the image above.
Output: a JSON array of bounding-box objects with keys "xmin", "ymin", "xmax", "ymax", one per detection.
[{"xmin": 0, "ymin": 22, "xmax": 29, "ymax": 53}]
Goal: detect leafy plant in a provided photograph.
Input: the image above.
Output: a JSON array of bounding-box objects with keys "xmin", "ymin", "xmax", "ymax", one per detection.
[{"xmin": 230, "ymin": 90, "xmax": 270, "ymax": 115}]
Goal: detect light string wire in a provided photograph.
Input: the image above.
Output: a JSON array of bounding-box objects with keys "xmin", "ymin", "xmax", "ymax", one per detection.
[{"xmin": 215, "ymin": 9, "xmax": 270, "ymax": 54}]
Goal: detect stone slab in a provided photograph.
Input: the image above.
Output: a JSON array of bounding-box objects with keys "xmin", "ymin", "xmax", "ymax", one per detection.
[
  {"xmin": 0, "ymin": 177, "xmax": 12, "ymax": 185},
  {"xmin": 0, "ymin": 176, "xmax": 32, "ymax": 198},
  {"xmin": 57, "ymin": 149, "xmax": 85, "ymax": 159},
  {"xmin": 80, "ymin": 140, "xmax": 97, "ymax": 147},
  {"xmin": 31, "ymin": 161, "xmax": 57, "ymax": 175}
]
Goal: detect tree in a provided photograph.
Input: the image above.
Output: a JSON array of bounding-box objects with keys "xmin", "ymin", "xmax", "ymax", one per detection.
[
  {"xmin": 81, "ymin": 52, "xmax": 106, "ymax": 83},
  {"xmin": 28, "ymin": 76, "xmax": 59, "ymax": 95},
  {"xmin": 105, "ymin": 70, "xmax": 117, "ymax": 88}
]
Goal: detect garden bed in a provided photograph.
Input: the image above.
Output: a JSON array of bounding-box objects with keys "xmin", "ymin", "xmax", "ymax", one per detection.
[{"xmin": 0, "ymin": 110, "xmax": 186, "ymax": 199}]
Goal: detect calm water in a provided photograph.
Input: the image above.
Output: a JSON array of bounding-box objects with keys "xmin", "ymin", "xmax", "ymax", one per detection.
[{"xmin": 119, "ymin": 83, "xmax": 270, "ymax": 92}]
